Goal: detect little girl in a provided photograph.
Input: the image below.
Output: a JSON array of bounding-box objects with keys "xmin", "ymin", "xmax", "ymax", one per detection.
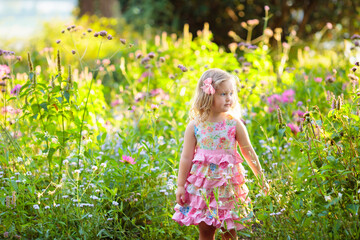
[{"xmin": 172, "ymin": 68, "xmax": 269, "ymax": 240}]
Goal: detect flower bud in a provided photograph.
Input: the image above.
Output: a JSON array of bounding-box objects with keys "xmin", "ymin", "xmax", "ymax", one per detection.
[
  {"xmin": 57, "ymin": 50, "xmax": 61, "ymax": 76},
  {"xmin": 27, "ymin": 52, "xmax": 33, "ymax": 72},
  {"xmin": 71, "ymin": 50, "xmax": 76, "ymax": 55},
  {"xmin": 120, "ymin": 38, "xmax": 126, "ymax": 44}
]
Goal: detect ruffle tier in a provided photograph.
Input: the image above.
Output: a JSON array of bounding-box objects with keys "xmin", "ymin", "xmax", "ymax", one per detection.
[{"xmin": 172, "ymin": 149, "xmax": 251, "ymax": 231}]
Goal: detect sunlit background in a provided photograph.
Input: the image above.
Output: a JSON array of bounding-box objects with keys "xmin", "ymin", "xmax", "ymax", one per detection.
[{"xmin": 0, "ymin": 0, "xmax": 76, "ymax": 40}]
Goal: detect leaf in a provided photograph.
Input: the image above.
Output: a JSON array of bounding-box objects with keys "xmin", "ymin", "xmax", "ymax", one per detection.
[
  {"xmin": 346, "ymin": 204, "xmax": 359, "ymax": 214},
  {"xmin": 64, "ymin": 91, "xmax": 70, "ymax": 103},
  {"xmin": 101, "ymin": 132, "xmax": 107, "ymax": 142},
  {"xmin": 40, "ymin": 102, "xmax": 48, "ymax": 112},
  {"xmin": 318, "ymin": 210, "xmax": 328, "ymax": 217},
  {"xmin": 32, "ymin": 114, "xmax": 38, "ymax": 120},
  {"xmin": 57, "ymin": 97, "xmax": 63, "ymax": 104},
  {"xmin": 31, "ymin": 104, "xmax": 40, "ymax": 114},
  {"xmin": 47, "ymin": 148, "xmax": 57, "ymax": 162}
]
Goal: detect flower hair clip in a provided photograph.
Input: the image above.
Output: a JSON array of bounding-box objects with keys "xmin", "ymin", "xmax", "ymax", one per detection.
[{"xmin": 201, "ymin": 78, "xmax": 215, "ymax": 95}]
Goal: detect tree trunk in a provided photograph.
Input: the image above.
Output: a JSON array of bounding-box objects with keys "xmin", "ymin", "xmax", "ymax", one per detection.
[{"xmin": 78, "ymin": 0, "xmax": 117, "ymax": 17}]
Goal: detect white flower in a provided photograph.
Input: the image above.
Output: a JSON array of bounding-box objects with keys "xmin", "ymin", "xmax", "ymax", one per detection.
[
  {"xmin": 325, "ymin": 195, "xmax": 331, "ymax": 202},
  {"xmin": 92, "ymin": 166, "xmax": 98, "ymax": 171},
  {"xmin": 338, "ymin": 193, "xmax": 342, "ymax": 198},
  {"xmin": 33, "ymin": 204, "xmax": 40, "ymax": 209},
  {"xmin": 107, "ymin": 218, "xmax": 113, "ymax": 221},
  {"xmin": 26, "ymin": 171, "xmax": 32, "ymax": 176},
  {"xmin": 45, "ymin": 205, "xmax": 50, "ymax": 209},
  {"xmin": 17, "ymin": 157, "xmax": 23, "ymax": 162},
  {"xmin": 74, "ymin": 169, "xmax": 81, "ymax": 174},
  {"xmin": 62, "ymin": 195, "xmax": 69, "ymax": 199},
  {"xmin": 63, "ymin": 159, "xmax": 69, "ymax": 165},
  {"xmin": 88, "ymin": 214, "xmax": 93, "ymax": 218},
  {"xmin": 112, "ymin": 201, "xmax": 119, "ymax": 206},
  {"xmin": 90, "ymin": 195, "xmax": 99, "ymax": 200},
  {"xmin": 100, "ymin": 162, "xmax": 107, "ymax": 168}
]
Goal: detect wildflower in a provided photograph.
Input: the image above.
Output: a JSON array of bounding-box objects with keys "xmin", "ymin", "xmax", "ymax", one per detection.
[
  {"xmin": 112, "ymin": 201, "xmax": 119, "ymax": 206},
  {"xmin": 264, "ymin": 5, "xmax": 270, "ymax": 11},
  {"xmin": 120, "ymin": 38, "xmax": 126, "ymax": 44},
  {"xmin": 87, "ymin": 28, "xmax": 92, "ymax": 32},
  {"xmin": 121, "ymin": 155, "xmax": 136, "ymax": 164},
  {"xmin": 178, "ymin": 64, "xmax": 188, "ymax": 72},
  {"xmin": 107, "ymin": 218, "xmax": 113, "ymax": 221},
  {"xmin": 338, "ymin": 193, "xmax": 342, "ymax": 198},
  {"xmin": 324, "ymin": 195, "xmax": 331, "ymax": 202},
  {"xmin": 0, "ymin": 65, "xmax": 10, "ymax": 77},
  {"xmin": 282, "ymin": 89, "xmax": 295, "ymax": 103},
  {"xmin": 67, "ymin": 26, "xmax": 71, "ymax": 31},
  {"xmin": 348, "ymin": 73, "xmax": 359, "ymax": 81},
  {"xmin": 63, "ymin": 159, "xmax": 69, "ymax": 165},
  {"xmin": 99, "ymin": 30, "xmax": 107, "ymax": 37},
  {"xmin": 247, "ymin": 19, "xmax": 259, "ymax": 26},
  {"xmin": 74, "ymin": 169, "xmax": 81, "ymax": 174},
  {"xmin": 159, "ymin": 57, "xmax": 165, "ymax": 62},
  {"xmin": 326, "ymin": 22, "xmax": 333, "ymax": 29},
  {"xmin": 351, "ymin": 34, "xmax": 360, "ymax": 40},
  {"xmin": 141, "ymin": 56, "xmax": 150, "ymax": 65},
  {"xmin": 94, "ymin": 32, "xmax": 99, "ymax": 37},
  {"xmin": 4, "ymin": 232, "xmax": 9, "ymax": 238},
  {"xmin": 314, "ymin": 77, "xmax": 322, "ymax": 83},
  {"xmin": 107, "ymin": 35, "xmax": 113, "ymax": 40},
  {"xmin": 92, "ymin": 165, "xmax": 98, "ymax": 171},
  {"xmin": 71, "ymin": 50, "xmax": 76, "ymax": 55},
  {"xmin": 56, "ymin": 40, "xmax": 61, "ymax": 44},
  {"xmin": 33, "ymin": 204, "xmax": 40, "ymax": 209},
  {"xmin": 88, "ymin": 214, "xmax": 93, "ymax": 218},
  {"xmin": 100, "ymin": 162, "xmax": 107, "ymax": 168},
  {"xmin": 147, "ymin": 52, "xmax": 155, "ymax": 58},
  {"xmin": 151, "ymin": 104, "xmax": 158, "ymax": 110},
  {"xmin": 287, "ymin": 123, "xmax": 300, "ymax": 136},
  {"xmin": 355, "ymin": 61, "xmax": 359, "ymax": 67}
]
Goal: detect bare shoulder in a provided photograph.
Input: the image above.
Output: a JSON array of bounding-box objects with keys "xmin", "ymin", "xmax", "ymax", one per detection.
[{"xmin": 234, "ymin": 118, "xmax": 250, "ymax": 142}]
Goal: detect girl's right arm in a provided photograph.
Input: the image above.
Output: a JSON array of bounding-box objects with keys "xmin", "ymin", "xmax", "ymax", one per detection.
[{"xmin": 176, "ymin": 121, "xmax": 196, "ymax": 206}]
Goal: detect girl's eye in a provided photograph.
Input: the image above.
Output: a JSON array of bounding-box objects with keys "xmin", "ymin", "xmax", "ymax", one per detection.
[
  {"xmin": 221, "ymin": 93, "xmax": 226, "ymax": 96},
  {"xmin": 230, "ymin": 92, "xmax": 233, "ymax": 96}
]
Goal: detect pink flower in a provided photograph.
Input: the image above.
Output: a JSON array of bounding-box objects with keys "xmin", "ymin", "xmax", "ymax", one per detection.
[
  {"xmin": 120, "ymin": 155, "xmax": 136, "ymax": 165},
  {"xmin": 151, "ymin": 104, "xmax": 158, "ymax": 109},
  {"xmin": 292, "ymin": 110, "xmax": 304, "ymax": 117},
  {"xmin": 0, "ymin": 65, "xmax": 10, "ymax": 77},
  {"xmin": 267, "ymin": 94, "xmax": 282, "ymax": 105},
  {"xmin": 314, "ymin": 77, "xmax": 322, "ymax": 83},
  {"xmin": 287, "ymin": 123, "xmax": 300, "ymax": 136},
  {"xmin": 227, "ymin": 126, "xmax": 236, "ymax": 139},
  {"xmin": 281, "ymin": 89, "xmax": 295, "ymax": 103},
  {"xmin": 111, "ymin": 99, "xmax": 121, "ymax": 107}
]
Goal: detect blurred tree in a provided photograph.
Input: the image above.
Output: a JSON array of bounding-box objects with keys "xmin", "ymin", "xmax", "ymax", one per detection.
[
  {"xmin": 78, "ymin": 0, "xmax": 360, "ymax": 46},
  {"xmin": 78, "ymin": 0, "xmax": 118, "ymax": 17}
]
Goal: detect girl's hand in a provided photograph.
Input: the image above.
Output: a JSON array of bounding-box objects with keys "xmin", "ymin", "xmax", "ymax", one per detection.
[{"xmin": 176, "ymin": 186, "xmax": 186, "ymax": 206}]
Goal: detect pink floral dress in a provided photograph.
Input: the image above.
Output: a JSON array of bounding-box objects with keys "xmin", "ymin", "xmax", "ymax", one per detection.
[{"xmin": 172, "ymin": 114, "xmax": 251, "ymax": 230}]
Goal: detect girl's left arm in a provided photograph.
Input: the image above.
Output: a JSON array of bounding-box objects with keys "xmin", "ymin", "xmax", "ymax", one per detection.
[{"xmin": 235, "ymin": 119, "xmax": 268, "ymax": 190}]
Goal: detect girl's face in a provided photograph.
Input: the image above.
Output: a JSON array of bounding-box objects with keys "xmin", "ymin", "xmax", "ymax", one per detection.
[{"xmin": 211, "ymin": 80, "xmax": 234, "ymax": 114}]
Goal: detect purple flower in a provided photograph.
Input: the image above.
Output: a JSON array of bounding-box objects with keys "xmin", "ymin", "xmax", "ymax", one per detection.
[
  {"xmin": 56, "ymin": 40, "xmax": 61, "ymax": 44},
  {"xmin": 267, "ymin": 94, "xmax": 282, "ymax": 105},
  {"xmin": 107, "ymin": 35, "xmax": 113, "ymax": 40},
  {"xmin": 11, "ymin": 84, "xmax": 22, "ymax": 95},
  {"xmin": 178, "ymin": 64, "xmax": 188, "ymax": 72},
  {"xmin": 147, "ymin": 52, "xmax": 155, "ymax": 58},
  {"xmin": 351, "ymin": 34, "xmax": 360, "ymax": 40},
  {"xmin": 87, "ymin": 28, "xmax": 92, "ymax": 33},
  {"xmin": 71, "ymin": 50, "xmax": 76, "ymax": 55},
  {"xmin": 120, "ymin": 38, "xmax": 126, "ymax": 45},
  {"xmin": 297, "ymin": 101, "xmax": 303, "ymax": 107},
  {"xmin": 94, "ymin": 32, "xmax": 99, "ymax": 37},
  {"xmin": 141, "ymin": 56, "xmax": 150, "ymax": 65},
  {"xmin": 99, "ymin": 30, "xmax": 107, "ymax": 37}
]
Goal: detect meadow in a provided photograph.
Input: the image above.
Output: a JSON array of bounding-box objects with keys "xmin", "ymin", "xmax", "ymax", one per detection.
[{"xmin": 0, "ymin": 9, "xmax": 360, "ymax": 239}]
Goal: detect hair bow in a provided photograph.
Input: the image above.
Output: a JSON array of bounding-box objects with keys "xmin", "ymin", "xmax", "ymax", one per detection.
[{"xmin": 201, "ymin": 78, "xmax": 215, "ymax": 95}]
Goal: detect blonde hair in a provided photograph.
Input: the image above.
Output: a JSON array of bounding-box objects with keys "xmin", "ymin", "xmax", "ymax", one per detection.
[{"xmin": 189, "ymin": 68, "xmax": 241, "ymax": 122}]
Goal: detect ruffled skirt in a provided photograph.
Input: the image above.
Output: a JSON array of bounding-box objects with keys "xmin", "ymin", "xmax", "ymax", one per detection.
[{"xmin": 172, "ymin": 149, "xmax": 251, "ymax": 230}]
